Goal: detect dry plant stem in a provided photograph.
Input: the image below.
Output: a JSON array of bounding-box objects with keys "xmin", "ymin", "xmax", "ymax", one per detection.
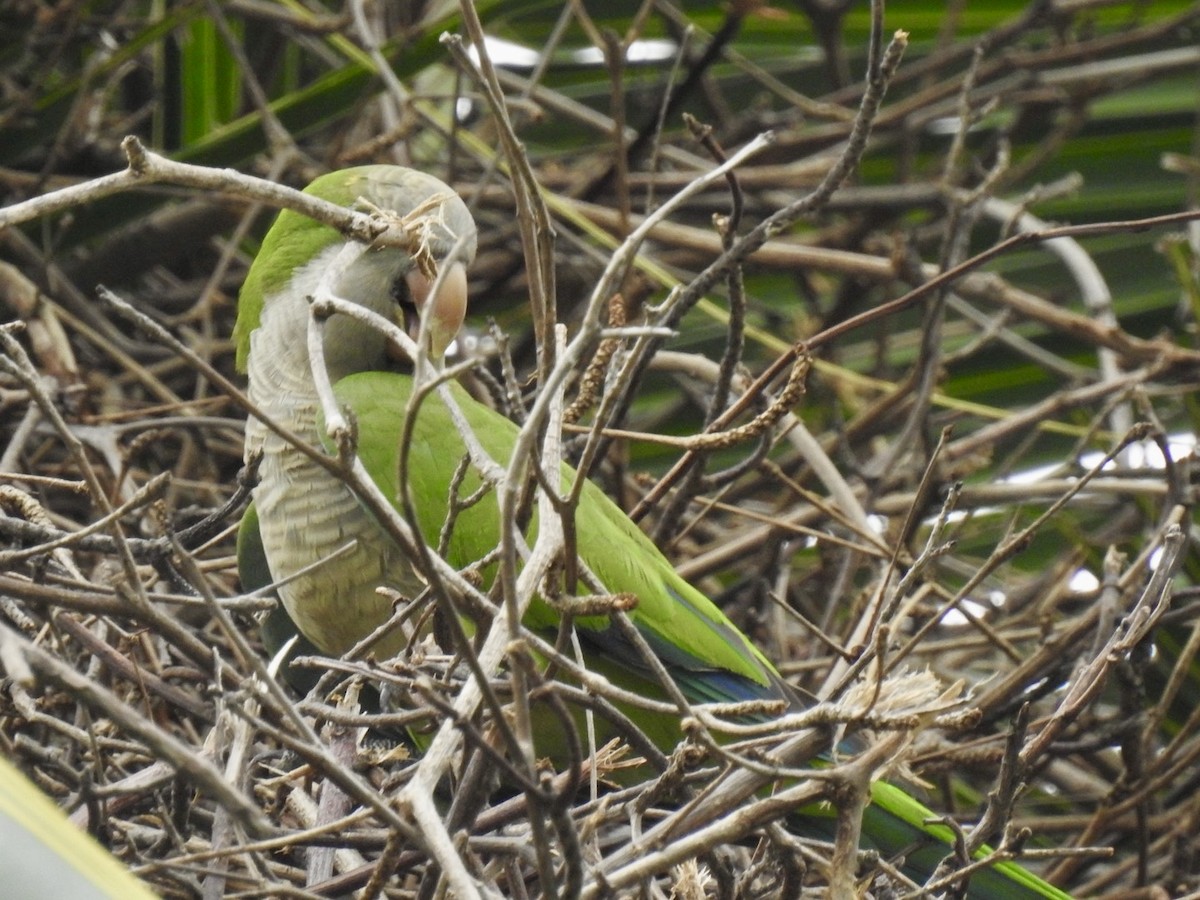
[
  {"xmin": 0, "ymin": 627, "xmax": 35, "ymax": 686},
  {"xmin": 190, "ymin": 154, "xmax": 295, "ymax": 344},
  {"xmin": 0, "ymin": 470, "xmax": 169, "ymax": 566},
  {"xmin": 641, "ymin": 24, "xmax": 692, "ymax": 213},
  {"xmin": 352, "ymin": 0, "xmax": 410, "ymax": 161},
  {"xmin": 568, "ymin": 133, "xmax": 772, "ymax": 391},
  {"xmin": 1, "ymin": 621, "xmax": 273, "ymax": 836},
  {"xmin": 49, "ymin": 611, "xmax": 210, "ymax": 719},
  {"xmin": 588, "ymin": 354, "xmax": 808, "ymax": 453},
  {"xmin": 580, "ymin": 774, "xmax": 827, "ymax": 900},
  {"xmin": 513, "ymin": 329, "xmax": 573, "ymax": 898},
  {"xmin": 203, "ymin": 714, "xmax": 252, "ymax": 897},
  {"xmin": 580, "ymin": 134, "xmax": 774, "ymax": 356},
  {"xmin": 565, "ymin": 196, "xmax": 890, "ymax": 273},
  {"xmin": 966, "ymin": 706, "xmax": 1030, "ymax": 859},
  {"xmin": 442, "ymin": 21, "xmax": 557, "ymax": 380},
  {"xmin": 0, "ymin": 326, "xmax": 214, "ymax": 667},
  {"xmin": 0, "ymin": 573, "xmax": 177, "ymax": 619},
  {"xmin": 170, "ymin": 537, "xmax": 315, "ymax": 742},
  {"xmin": 199, "ymin": 628, "xmax": 405, "ymax": 878},
  {"xmin": 562, "ymin": 295, "xmax": 625, "ymax": 424},
  {"xmin": 651, "ymin": 209, "xmax": 1199, "ymax": 558},
  {"xmin": 685, "ymin": 116, "xmax": 746, "ymax": 425},
  {"xmin": 658, "ymin": 0, "xmax": 852, "ymax": 123},
  {"xmin": 829, "ymin": 737, "xmax": 906, "ymax": 898},
  {"xmin": 900, "ymin": 847, "xmax": 1046, "ymax": 900},
  {"xmin": 7, "ymin": 278, "xmax": 184, "ymax": 407},
  {"xmin": 942, "ymin": 290, "xmax": 1089, "ymax": 379},
  {"xmin": 1142, "ymin": 612, "xmax": 1200, "ymax": 753},
  {"xmin": 567, "ymin": 194, "xmax": 1200, "ymax": 369},
  {"xmin": 609, "ymin": 610, "xmax": 706, "ymax": 737},
  {"xmin": 667, "ymin": 24, "xmax": 907, "ymax": 320},
  {"xmin": 982, "ymin": 195, "xmax": 1131, "ymax": 436},
  {"xmin": 0, "ymin": 402, "xmax": 43, "ymax": 475},
  {"xmin": 651, "ymin": 114, "xmax": 750, "ymax": 544},
  {"xmin": 864, "ymin": 45, "xmax": 988, "ymax": 483},
  {"xmin": 307, "ymin": 725, "xmax": 358, "ymax": 886},
  {"xmin": 847, "ymin": 13, "xmax": 1200, "ymax": 141},
  {"xmin": 348, "ymin": 0, "xmax": 410, "ymax": 113},
  {"xmin": 282, "ymin": 789, "xmax": 370, "ymax": 876},
  {"xmin": 586, "ymin": 0, "xmax": 747, "ymax": 198},
  {"xmin": 141, "ymin": 801, "xmax": 374, "ymax": 872},
  {"xmin": 587, "ymin": 730, "xmax": 912, "ymax": 899},
  {"xmin": 514, "ymin": 4, "xmax": 573, "ymax": 118},
  {"xmin": 945, "ymin": 364, "xmax": 1162, "ymax": 461},
  {"xmin": 0, "ymin": 261, "xmax": 79, "ymax": 383},
  {"xmin": 600, "ymin": 429, "xmax": 1142, "ymax": 883},
  {"xmin": 559, "ymin": 134, "xmax": 774, "ymax": 523},
  {"xmin": 519, "ymin": 629, "xmax": 678, "ymax": 718},
  {"xmin": 1024, "ymin": 521, "xmax": 1184, "ymax": 769},
  {"xmin": 832, "ymin": 443, "xmax": 961, "ymax": 703},
  {"xmin": 229, "ymin": 690, "xmax": 428, "ymax": 847},
  {"xmin": 810, "ymin": 207, "xmax": 1200, "ymax": 360},
  {"xmin": 600, "ymin": 29, "xmax": 632, "ymax": 235},
  {"xmin": 1086, "ymin": 722, "xmax": 1200, "ymax": 861},
  {"xmin": 0, "ymin": 138, "xmax": 409, "ymax": 250},
  {"xmin": 491, "ymin": 67, "xmax": 715, "ymax": 176},
  {"xmin": 892, "ymin": 424, "xmax": 1156, "ymax": 671},
  {"xmin": 647, "ymin": 350, "xmax": 878, "ymax": 546},
  {"xmin": 8, "ymin": 679, "xmax": 94, "ymax": 752},
  {"xmin": 629, "ymin": 27, "xmax": 907, "ymax": 523},
  {"xmin": 305, "ymin": 243, "xmax": 385, "ymax": 441}
]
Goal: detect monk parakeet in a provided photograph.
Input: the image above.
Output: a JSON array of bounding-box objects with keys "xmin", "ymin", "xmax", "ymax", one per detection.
[{"xmin": 234, "ymin": 166, "xmax": 1069, "ymax": 899}]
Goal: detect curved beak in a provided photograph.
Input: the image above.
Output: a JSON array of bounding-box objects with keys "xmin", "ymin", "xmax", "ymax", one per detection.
[{"xmin": 405, "ymin": 261, "xmax": 468, "ymax": 359}]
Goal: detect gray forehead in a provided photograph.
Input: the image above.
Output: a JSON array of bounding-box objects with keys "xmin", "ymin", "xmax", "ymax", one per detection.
[{"xmin": 366, "ymin": 169, "xmax": 478, "ymax": 265}]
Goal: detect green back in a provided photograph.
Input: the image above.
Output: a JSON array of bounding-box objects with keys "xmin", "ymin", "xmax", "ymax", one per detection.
[{"xmin": 330, "ymin": 370, "xmax": 781, "ymax": 698}]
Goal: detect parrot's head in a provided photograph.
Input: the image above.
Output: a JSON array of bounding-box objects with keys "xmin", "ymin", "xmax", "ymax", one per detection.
[{"xmin": 234, "ymin": 166, "xmax": 477, "ymax": 378}]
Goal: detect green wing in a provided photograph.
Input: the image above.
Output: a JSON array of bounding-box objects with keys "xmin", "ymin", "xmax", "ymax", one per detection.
[
  {"xmin": 237, "ymin": 368, "xmax": 1071, "ymax": 899},
  {"xmin": 339, "ymin": 370, "xmax": 1072, "ymax": 899},
  {"xmin": 336, "ymin": 370, "xmax": 790, "ymax": 708}
]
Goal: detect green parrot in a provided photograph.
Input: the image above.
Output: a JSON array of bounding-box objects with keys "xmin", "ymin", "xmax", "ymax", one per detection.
[{"xmin": 234, "ymin": 166, "xmax": 1070, "ymax": 899}]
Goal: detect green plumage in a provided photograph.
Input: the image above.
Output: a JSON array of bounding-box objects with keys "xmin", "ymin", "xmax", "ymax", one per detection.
[
  {"xmin": 333, "ymin": 372, "xmax": 782, "ymax": 698},
  {"xmin": 236, "ymin": 165, "xmax": 1071, "ymax": 899},
  {"xmin": 234, "ymin": 169, "xmax": 381, "ymax": 370}
]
